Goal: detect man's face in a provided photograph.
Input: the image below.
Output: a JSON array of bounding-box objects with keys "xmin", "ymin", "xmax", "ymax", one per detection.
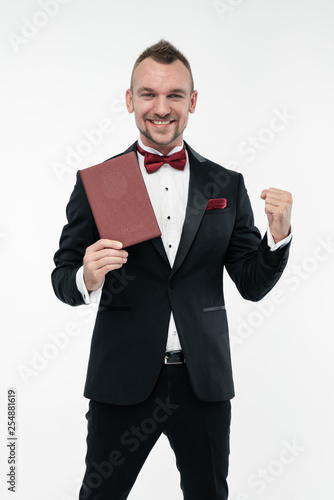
[{"xmin": 126, "ymin": 57, "xmax": 198, "ymax": 154}]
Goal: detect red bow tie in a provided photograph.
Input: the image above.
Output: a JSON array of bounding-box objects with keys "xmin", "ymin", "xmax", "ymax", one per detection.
[{"xmin": 137, "ymin": 143, "xmax": 187, "ymax": 174}]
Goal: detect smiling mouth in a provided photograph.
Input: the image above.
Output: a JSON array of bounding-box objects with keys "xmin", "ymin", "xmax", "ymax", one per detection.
[{"xmin": 148, "ymin": 119, "xmax": 175, "ymax": 125}]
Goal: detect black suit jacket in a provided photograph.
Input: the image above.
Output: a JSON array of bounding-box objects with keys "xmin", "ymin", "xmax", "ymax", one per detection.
[{"xmin": 52, "ymin": 141, "xmax": 290, "ymax": 405}]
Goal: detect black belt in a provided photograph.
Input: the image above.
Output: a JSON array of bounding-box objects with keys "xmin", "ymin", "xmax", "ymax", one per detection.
[{"xmin": 164, "ymin": 350, "xmax": 185, "ymax": 365}]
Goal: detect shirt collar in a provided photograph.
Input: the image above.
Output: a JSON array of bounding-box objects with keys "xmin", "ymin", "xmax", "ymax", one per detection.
[{"xmin": 137, "ymin": 137, "xmax": 184, "ymax": 157}]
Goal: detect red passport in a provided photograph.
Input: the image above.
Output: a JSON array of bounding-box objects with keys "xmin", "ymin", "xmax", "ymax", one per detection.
[{"xmin": 79, "ymin": 151, "xmax": 161, "ymax": 248}]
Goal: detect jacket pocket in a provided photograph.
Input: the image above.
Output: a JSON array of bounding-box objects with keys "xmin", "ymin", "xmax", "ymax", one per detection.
[
  {"xmin": 204, "ymin": 208, "xmax": 231, "ymax": 215},
  {"xmin": 98, "ymin": 306, "xmax": 132, "ymax": 312},
  {"xmin": 203, "ymin": 305, "xmax": 226, "ymax": 312}
]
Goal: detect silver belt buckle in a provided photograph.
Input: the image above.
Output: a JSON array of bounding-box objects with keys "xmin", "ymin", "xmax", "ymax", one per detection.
[
  {"xmin": 164, "ymin": 357, "xmax": 182, "ymax": 365},
  {"xmin": 164, "ymin": 352, "xmax": 184, "ymax": 364}
]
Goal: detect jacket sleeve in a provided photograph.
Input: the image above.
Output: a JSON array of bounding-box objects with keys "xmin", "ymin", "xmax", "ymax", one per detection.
[
  {"xmin": 51, "ymin": 171, "xmax": 100, "ymax": 306},
  {"xmin": 224, "ymin": 173, "xmax": 290, "ymax": 302}
]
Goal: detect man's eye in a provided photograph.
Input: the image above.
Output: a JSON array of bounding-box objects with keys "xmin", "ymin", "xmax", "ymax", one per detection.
[
  {"xmin": 141, "ymin": 93, "xmax": 154, "ymax": 98},
  {"xmin": 169, "ymin": 94, "xmax": 183, "ymax": 99}
]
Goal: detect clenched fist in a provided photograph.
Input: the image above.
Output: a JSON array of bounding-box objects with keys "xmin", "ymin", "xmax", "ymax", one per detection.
[{"xmin": 260, "ymin": 188, "xmax": 293, "ymax": 243}]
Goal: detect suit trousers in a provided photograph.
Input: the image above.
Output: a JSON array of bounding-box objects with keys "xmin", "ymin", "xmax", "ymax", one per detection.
[{"xmin": 79, "ymin": 363, "xmax": 231, "ymax": 500}]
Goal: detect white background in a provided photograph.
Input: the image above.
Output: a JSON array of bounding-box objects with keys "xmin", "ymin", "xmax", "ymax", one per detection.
[{"xmin": 1, "ymin": 0, "xmax": 333, "ymax": 499}]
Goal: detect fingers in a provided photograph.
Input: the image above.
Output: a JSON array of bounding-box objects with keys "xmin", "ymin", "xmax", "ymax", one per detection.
[
  {"xmin": 85, "ymin": 239, "xmax": 124, "ymax": 254},
  {"xmin": 83, "ymin": 239, "xmax": 128, "ymax": 292},
  {"xmin": 84, "ymin": 247, "xmax": 128, "ymax": 270},
  {"xmin": 261, "ymin": 188, "xmax": 293, "ymax": 214}
]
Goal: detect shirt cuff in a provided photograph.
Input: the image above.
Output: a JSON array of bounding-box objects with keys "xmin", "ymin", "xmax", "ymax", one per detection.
[
  {"xmin": 76, "ymin": 266, "xmax": 104, "ymax": 304},
  {"xmin": 266, "ymin": 224, "xmax": 292, "ymax": 251}
]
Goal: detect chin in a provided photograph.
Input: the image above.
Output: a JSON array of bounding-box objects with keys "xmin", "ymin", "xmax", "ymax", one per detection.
[{"xmin": 151, "ymin": 131, "xmax": 182, "ymax": 145}]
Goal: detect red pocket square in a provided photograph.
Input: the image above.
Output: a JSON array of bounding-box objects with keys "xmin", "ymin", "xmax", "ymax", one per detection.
[{"xmin": 206, "ymin": 198, "xmax": 227, "ymax": 210}]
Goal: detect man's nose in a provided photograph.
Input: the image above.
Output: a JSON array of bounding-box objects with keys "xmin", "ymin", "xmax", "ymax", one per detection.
[{"xmin": 153, "ymin": 96, "xmax": 171, "ymax": 117}]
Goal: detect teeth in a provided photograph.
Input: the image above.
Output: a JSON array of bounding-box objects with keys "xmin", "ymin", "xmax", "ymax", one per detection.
[{"xmin": 152, "ymin": 121, "xmax": 171, "ymax": 125}]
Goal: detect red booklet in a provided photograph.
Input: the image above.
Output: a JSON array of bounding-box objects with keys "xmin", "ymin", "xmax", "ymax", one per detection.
[{"xmin": 79, "ymin": 151, "xmax": 161, "ymax": 248}]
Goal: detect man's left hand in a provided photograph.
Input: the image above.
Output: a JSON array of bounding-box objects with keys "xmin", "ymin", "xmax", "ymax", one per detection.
[{"xmin": 260, "ymin": 188, "xmax": 293, "ymax": 243}]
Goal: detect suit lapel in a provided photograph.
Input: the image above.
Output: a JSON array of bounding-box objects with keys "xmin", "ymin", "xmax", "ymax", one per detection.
[
  {"xmin": 150, "ymin": 234, "xmax": 169, "ymax": 266},
  {"xmin": 170, "ymin": 143, "xmax": 212, "ymax": 278}
]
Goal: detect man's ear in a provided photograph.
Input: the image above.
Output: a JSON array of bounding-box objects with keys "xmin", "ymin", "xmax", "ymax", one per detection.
[
  {"xmin": 125, "ymin": 89, "xmax": 134, "ymax": 113},
  {"xmin": 189, "ymin": 90, "xmax": 198, "ymax": 114}
]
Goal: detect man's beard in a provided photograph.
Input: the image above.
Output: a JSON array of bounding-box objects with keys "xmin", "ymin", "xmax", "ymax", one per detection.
[
  {"xmin": 136, "ymin": 115, "xmax": 188, "ymax": 147},
  {"xmin": 138, "ymin": 127, "xmax": 183, "ymax": 147}
]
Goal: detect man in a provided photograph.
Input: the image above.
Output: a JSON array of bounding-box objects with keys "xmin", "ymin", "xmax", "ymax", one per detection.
[{"xmin": 52, "ymin": 40, "xmax": 292, "ymax": 500}]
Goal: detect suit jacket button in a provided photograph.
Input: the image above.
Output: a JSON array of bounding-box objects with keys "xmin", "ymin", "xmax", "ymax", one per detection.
[{"xmin": 169, "ymin": 280, "xmax": 176, "ymax": 289}]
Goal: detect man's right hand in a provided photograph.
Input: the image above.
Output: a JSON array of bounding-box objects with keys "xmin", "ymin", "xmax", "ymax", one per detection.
[{"xmin": 83, "ymin": 239, "xmax": 128, "ymax": 292}]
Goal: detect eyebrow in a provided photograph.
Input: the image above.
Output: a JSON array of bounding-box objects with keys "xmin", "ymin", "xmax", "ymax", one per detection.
[{"xmin": 137, "ymin": 87, "xmax": 188, "ymax": 96}]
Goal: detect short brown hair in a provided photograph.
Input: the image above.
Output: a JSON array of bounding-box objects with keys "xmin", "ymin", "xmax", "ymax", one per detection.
[{"xmin": 130, "ymin": 39, "xmax": 194, "ymax": 91}]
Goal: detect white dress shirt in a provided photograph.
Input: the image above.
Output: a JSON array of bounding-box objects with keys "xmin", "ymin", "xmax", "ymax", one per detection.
[{"xmin": 76, "ymin": 139, "xmax": 292, "ymax": 351}]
